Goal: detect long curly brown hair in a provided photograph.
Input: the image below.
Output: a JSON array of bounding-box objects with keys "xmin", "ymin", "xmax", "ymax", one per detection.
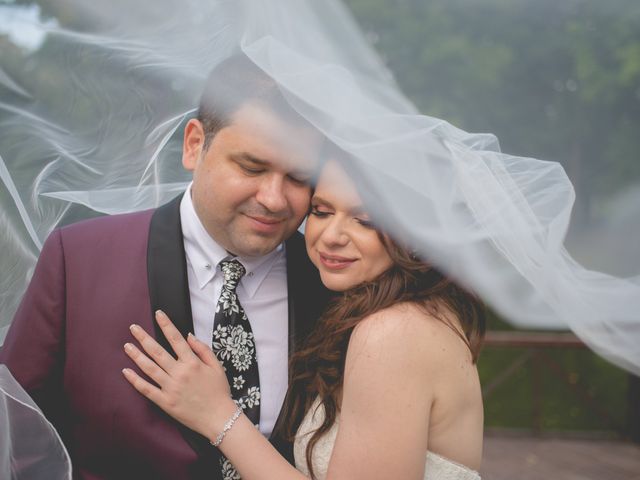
[{"xmin": 277, "ymin": 234, "xmax": 485, "ymax": 479}]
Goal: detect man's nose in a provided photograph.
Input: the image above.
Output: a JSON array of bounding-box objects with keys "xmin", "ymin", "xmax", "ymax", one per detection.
[{"xmin": 256, "ymin": 174, "xmax": 288, "ymax": 213}]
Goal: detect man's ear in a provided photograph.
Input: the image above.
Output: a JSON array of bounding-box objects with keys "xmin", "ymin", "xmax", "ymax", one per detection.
[{"xmin": 182, "ymin": 119, "xmax": 206, "ymax": 171}]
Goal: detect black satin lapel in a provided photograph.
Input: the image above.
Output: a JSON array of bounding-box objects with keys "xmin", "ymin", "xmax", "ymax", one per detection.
[
  {"xmin": 270, "ymin": 232, "xmax": 333, "ymax": 459},
  {"xmin": 147, "ymin": 194, "xmax": 222, "ymax": 478},
  {"xmin": 147, "ymin": 194, "xmax": 194, "ymax": 351},
  {"xmin": 284, "ymin": 232, "xmax": 333, "ymax": 354},
  {"xmin": 269, "ymin": 232, "xmax": 305, "ymax": 461}
]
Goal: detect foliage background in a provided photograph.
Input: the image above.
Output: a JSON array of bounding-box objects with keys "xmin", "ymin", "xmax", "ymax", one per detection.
[{"xmin": 343, "ymin": 0, "xmax": 639, "ymax": 435}]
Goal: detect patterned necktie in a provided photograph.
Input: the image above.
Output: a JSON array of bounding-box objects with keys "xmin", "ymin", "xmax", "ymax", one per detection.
[{"xmin": 212, "ymin": 259, "xmax": 260, "ymax": 479}]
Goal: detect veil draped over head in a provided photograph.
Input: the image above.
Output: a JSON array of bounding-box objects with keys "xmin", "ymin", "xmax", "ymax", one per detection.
[{"xmin": 0, "ymin": 0, "xmax": 639, "ymax": 379}]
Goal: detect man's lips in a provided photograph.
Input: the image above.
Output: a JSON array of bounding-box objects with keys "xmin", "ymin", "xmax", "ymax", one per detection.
[
  {"xmin": 245, "ymin": 214, "xmax": 285, "ymax": 233},
  {"xmin": 318, "ymin": 252, "xmax": 357, "ymax": 270},
  {"xmin": 247, "ymin": 215, "xmax": 283, "ymax": 225}
]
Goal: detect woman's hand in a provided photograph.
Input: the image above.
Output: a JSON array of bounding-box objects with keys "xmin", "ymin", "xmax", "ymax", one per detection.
[{"xmin": 122, "ymin": 310, "xmax": 237, "ymax": 440}]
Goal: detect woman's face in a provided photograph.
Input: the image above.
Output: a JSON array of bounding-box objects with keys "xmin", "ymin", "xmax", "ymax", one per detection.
[{"xmin": 305, "ymin": 160, "xmax": 393, "ymax": 291}]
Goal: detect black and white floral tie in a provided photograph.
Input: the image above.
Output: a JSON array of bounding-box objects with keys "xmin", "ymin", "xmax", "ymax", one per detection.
[{"xmin": 212, "ymin": 259, "xmax": 260, "ymax": 479}]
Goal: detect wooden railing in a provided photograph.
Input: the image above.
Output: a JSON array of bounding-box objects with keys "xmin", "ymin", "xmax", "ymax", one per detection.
[{"xmin": 481, "ymin": 331, "xmax": 640, "ymax": 442}]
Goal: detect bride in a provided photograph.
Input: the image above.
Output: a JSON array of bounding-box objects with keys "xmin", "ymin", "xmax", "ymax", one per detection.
[{"xmin": 123, "ymin": 156, "xmax": 486, "ymax": 480}]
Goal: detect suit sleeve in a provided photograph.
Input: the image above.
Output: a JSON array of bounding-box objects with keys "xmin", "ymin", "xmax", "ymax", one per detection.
[{"xmin": 0, "ymin": 229, "xmax": 68, "ymax": 432}]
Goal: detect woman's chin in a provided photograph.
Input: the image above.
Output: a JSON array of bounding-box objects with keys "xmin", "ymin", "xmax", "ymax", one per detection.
[{"xmin": 319, "ymin": 272, "xmax": 358, "ymax": 292}]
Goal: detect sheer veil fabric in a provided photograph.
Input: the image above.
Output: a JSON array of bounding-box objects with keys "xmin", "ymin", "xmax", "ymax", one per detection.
[
  {"xmin": 0, "ymin": 365, "xmax": 72, "ymax": 478},
  {"xmin": 0, "ymin": 0, "xmax": 639, "ymax": 382}
]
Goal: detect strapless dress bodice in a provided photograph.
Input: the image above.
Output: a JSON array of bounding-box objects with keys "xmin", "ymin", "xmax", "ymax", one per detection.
[{"xmin": 293, "ymin": 398, "xmax": 481, "ymax": 480}]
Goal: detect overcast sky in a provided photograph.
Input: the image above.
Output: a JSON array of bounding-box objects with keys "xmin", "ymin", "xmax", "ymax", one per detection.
[{"xmin": 0, "ymin": 4, "xmax": 57, "ymax": 51}]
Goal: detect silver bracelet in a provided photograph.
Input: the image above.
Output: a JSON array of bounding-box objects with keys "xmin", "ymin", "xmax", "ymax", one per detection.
[{"xmin": 211, "ymin": 405, "xmax": 243, "ymax": 448}]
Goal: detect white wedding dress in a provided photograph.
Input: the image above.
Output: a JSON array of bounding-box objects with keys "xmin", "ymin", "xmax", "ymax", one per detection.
[{"xmin": 294, "ymin": 398, "xmax": 481, "ymax": 480}]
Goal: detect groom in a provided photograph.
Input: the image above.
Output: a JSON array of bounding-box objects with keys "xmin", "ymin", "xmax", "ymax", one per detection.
[{"xmin": 0, "ymin": 56, "xmax": 331, "ymax": 479}]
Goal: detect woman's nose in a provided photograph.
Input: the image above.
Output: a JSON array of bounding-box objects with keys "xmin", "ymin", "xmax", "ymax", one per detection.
[{"xmin": 320, "ymin": 216, "xmax": 349, "ymax": 246}]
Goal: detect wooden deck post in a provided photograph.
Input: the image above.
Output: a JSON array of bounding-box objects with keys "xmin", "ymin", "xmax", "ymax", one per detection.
[{"xmin": 629, "ymin": 373, "xmax": 640, "ymax": 443}]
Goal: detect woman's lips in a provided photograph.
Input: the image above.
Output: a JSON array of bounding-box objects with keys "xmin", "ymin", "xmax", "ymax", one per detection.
[{"xmin": 318, "ymin": 252, "xmax": 357, "ymax": 270}]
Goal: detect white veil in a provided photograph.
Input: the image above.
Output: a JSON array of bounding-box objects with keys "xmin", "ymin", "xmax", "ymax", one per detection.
[
  {"xmin": 0, "ymin": 0, "xmax": 639, "ymax": 383},
  {"xmin": 0, "ymin": 365, "xmax": 72, "ymax": 478}
]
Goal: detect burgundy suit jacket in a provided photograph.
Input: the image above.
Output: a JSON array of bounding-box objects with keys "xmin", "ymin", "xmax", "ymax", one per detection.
[{"xmin": 0, "ymin": 195, "xmax": 331, "ymax": 479}]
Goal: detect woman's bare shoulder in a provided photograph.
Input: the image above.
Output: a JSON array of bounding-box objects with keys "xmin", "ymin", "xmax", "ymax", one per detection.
[{"xmin": 348, "ymin": 301, "xmax": 473, "ymax": 374}]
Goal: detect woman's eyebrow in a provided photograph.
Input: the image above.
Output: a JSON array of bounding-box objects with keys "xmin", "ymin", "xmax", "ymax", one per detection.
[
  {"xmin": 349, "ymin": 206, "xmax": 368, "ymax": 217},
  {"xmin": 311, "ymin": 195, "xmax": 333, "ymax": 207}
]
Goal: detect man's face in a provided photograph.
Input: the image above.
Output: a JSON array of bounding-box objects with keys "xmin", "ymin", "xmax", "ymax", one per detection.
[{"xmin": 182, "ymin": 103, "xmax": 320, "ymax": 257}]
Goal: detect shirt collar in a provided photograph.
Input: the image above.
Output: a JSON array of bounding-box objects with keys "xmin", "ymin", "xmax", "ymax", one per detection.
[{"xmin": 180, "ymin": 183, "xmax": 285, "ymax": 298}]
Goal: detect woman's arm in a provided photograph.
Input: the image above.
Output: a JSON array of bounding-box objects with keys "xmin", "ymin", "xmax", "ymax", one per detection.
[
  {"xmin": 323, "ymin": 305, "xmax": 437, "ymax": 479},
  {"xmin": 122, "ymin": 310, "xmax": 306, "ymax": 479},
  {"xmin": 123, "ymin": 308, "xmax": 440, "ymax": 480}
]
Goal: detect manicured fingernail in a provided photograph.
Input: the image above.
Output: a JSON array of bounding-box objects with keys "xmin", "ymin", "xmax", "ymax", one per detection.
[
  {"xmin": 122, "ymin": 368, "xmax": 131, "ymax": 375},
  {"xmin": 155, "ymin": 310, "xmax": 164, "ymax": 317},
  {"xmin": 187, "ymin": 332, "xmax": 194, "ymax": 338},
  {"xmin": 124, "ymin": 343, "xmax": 134, "ymax": 352},
  {"xmin": 129, "ymin": 324, "xmax": 139, "ymax": 332}
]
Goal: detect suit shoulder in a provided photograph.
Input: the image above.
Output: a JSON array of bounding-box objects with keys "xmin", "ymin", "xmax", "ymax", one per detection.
[{"xmin": 57, "ymin": 208, "xmax": 155, "ymax": 242}]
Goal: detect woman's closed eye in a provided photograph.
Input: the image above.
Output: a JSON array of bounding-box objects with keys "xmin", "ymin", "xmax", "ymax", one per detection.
[
  {"xmin": 310, "ymin": 205, "xmax": 332, "ymax": 217},
  {"xmin": 355, "ymin": 217, "xmax": 375, "ymax": 229}
]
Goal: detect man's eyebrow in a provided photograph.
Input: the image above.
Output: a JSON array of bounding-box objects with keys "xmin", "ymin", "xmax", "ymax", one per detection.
[
  {"xmin": 232, "ymin": 152, "xmax": 312, "ymax": 178},
  {"xmin": 231, "ymin": 153, "xmax": 269, "ymax": 166}
]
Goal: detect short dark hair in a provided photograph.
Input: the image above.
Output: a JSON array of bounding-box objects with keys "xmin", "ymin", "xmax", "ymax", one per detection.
[{"xmin": 197, "ymin": 54, "xmax": 289, "ymax": 150}]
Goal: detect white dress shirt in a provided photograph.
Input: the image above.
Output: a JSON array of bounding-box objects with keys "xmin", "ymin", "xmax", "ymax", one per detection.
[{"xmin": 180, "ymin": 185, "xmax": 289, "ymax": 438}]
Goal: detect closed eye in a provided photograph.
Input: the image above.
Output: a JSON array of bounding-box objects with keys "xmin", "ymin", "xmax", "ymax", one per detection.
[
  {"xmin": 355, "ymin": 218, "xmax": 375, "ymax": 229},
  {"xmin": 231, "ymin": 153, "xmax": 268, "ymax": 175},
  {"xmin": 239, "ymin": 163, "xmax": 265, "ymax": 175},
  {"xmin": 310, "ymin": 205, "xmax": 331, "ymax": 217},
  {"xmin": 287, "ymin": 173, "xmax": 311, "ymax": 185}
]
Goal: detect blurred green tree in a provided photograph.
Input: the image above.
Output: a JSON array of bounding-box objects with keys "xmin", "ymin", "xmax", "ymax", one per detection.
[{"xmin": 344, "ymin": 0, "xmax": 640, "ymax": 226}]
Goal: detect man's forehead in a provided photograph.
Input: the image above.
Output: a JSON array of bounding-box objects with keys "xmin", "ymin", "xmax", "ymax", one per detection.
[{"xmin": 228, "ymin": 102, "xmax": 324, "ymax": 172}]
